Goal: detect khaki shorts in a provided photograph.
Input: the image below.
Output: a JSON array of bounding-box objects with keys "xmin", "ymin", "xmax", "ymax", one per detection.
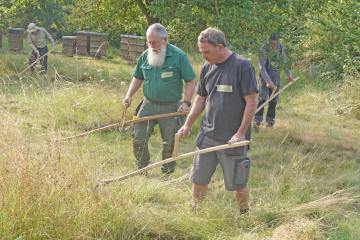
[{"xmin": 190, "ymin": 135, "xmax": 250, "ymax": 191}]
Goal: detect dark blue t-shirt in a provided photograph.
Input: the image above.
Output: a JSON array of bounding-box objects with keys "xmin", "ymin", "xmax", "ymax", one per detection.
[{"xmin": 196, "ymin": 53, "xmax": 258, "ymax": 144}]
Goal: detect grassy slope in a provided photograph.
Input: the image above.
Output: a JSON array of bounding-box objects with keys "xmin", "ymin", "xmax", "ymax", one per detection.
[{"xmin": 0, "ymin": 47, "xmax": 359, "ymax": 240}]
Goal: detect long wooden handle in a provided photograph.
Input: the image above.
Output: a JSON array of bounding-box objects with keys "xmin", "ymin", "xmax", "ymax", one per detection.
[
  {"xmin": 18, "ymin": 51, "xmax": 50, "ymax": 76},
  {"xmin": 172, "ymin": 133, "xmax": 181, "ymax": 157},
  {"xmin": 125, "ymin": 111, "xmax": 188, "ymax": 125},
  {"xmin": 119, "ymin": 106, "xmax": 128, "ymax": 131},
  {"xmin": 52, "ymin": 111, "xmax": 188, "ymax": 142},
  {"xmin": 268, "ymin": 85, "xmax": 278, "ymax": 100},
  {"xmin": 255, "ymin": 77, "xmax": 300, "ymax": 114},
  {"xmin": 98, "ymin": 140, "xmax": 251, "ymax": 186},
  {"xmin": 52, "ymin": 122, "xmax": 120, "ymax": 142}
]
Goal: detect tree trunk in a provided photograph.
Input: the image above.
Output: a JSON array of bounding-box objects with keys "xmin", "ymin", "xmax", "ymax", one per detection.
[{"xmin": 133, "ymin": 0, "xmax": 159, "ymax": 25}]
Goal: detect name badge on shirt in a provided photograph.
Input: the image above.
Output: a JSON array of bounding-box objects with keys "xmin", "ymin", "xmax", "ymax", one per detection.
[
  {"xmin": 161, "ymin": 71, "xmax": 173, "ymax": 78},
  {"xmin": 216, "ymin": 84, "xmax": 233, "ymax": 93}
]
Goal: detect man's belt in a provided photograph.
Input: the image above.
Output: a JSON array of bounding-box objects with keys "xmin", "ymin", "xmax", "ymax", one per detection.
[{"xmin": 144, "ymin": 97, "xmax": 179, "ymax": 105}]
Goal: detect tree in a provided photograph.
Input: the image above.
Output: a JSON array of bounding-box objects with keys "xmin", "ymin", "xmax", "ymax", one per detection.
[{"xmin": 134, "ymin": 0, "xmax": 159, "ymax": 25}]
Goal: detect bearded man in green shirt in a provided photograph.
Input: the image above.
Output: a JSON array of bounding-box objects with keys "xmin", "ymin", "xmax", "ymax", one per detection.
[{"xmin": 123, "ymin": 23, "xmax": 196, "ymax": 175}]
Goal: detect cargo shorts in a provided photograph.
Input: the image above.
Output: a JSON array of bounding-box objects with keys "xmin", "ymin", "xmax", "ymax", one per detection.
[{"xmin": 190, "ymin": 135, "xmax": 250, "ymax": 191}]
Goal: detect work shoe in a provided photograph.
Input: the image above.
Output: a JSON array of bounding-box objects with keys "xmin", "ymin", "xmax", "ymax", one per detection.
[
  {"xmin": 160, "ymin": 172, "xmax": 173, "ymax": 181},
  {"xmin": 239, "ymin": 208, "xmax": 249, "ymax": 215},
  {"xmin": 266, "ymin": 122, "xmax": 274, "ymax": 129},
  {"xmin": 140, "ymin": 171, "xmax": 148, "ymax": 177},
  {"xmin": 253, "ymin": 122, "xmax": 261, "ymax": 132}
]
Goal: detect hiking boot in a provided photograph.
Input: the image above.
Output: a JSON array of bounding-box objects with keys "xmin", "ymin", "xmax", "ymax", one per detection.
[
  {"xmin": 253, "ymin": 121, "xmax": 261, "ymax": 132},
  {"xmin": 266, "ymin": 122, "xmax": 274, "ymax": 129},
  {"xmin": 239, "ymin": 208, "xmax": 249, "ymax": 215}
]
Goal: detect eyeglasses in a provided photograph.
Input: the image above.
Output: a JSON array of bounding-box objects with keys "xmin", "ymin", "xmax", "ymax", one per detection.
[{"xmin": 147, "ymin": 37, "xmax": 166, "ymax": 46}]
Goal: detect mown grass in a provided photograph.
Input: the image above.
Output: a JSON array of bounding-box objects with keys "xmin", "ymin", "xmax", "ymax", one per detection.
[{"xmin": 0, "ymin": 49, "xmax": 359, "ymax": 240}]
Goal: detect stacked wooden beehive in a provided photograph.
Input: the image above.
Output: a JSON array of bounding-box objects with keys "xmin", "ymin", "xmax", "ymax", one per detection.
[
  {"xmin": 120, "ymin": 34, "xmax": 146, "ymax": 62},
  {"xmin": 75, "ymin": 31, "xmax": 107, "ymax": 57},
  {"xmin": 62, "ymin": 36, "xmax": 77, "ymax": 56},
  {"xmin": 8, "ymin": 28, "xmax": 25, "ymax": 52}
]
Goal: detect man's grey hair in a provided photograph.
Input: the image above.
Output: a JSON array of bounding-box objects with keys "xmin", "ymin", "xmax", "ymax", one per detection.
[
  {"xmin": 198, "ymin": 27, "xmax": 227, "ymax": 47},
  {"xmin": 146, "ymin": 23, "xmax": 168, "ymax": 39}
]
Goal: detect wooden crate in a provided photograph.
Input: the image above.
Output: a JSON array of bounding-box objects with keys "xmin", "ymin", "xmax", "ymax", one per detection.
[
  {"xmin": 62, "ymin": 36, "xmax": 77, "ymax": 56},
  {"xmin": 76, "ymin": 31, "xmax": 90, "ymax": 55},
  {"xmin": 75, "ymin": 31, "xmax": 108, "ymax": 57},
  {"xmin": 8, "ymin": 28, "xmax": 24, "ymax": 52},
  {"xmin": 88, "ymin": 32, "xmax": 107, "ymax": 57},
  {"xmin": 120, "ymin": 34, "xmax": 146, "ymax": 62}
]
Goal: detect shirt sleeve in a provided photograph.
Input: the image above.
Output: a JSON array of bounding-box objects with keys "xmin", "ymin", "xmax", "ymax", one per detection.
[
  {"xmin": 132, "ymin": 53, "xmax": 145, "ymax": 80},
  {"xmin": 259, "ymin": 46, "xmax": 272, "ymax": 84},
  {"xmin": 196, "ymin": 65, "xmax": 208, "ymax": 97},
  {"xmin": 27, "ymin": 34, "xmax": 37, "ymax": 51},
  {"xmin": 43, "ymin": 28, "xmax": 55, "ymax": 46},
  {"xmin": 239, "ymin": 61, "xmax": 258, "ymax": 96},
  {"xmin": 180, "ymin": 53, "xmax": 196, "ymax": 81}
]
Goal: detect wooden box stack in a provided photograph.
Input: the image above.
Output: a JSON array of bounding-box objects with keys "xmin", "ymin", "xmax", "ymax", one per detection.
[
  {"xmin": 75, "ymin": 31, "xmax": 107, "ymax": 57},
  {"xmin": 75, "ymin": 31, "xmax": 89, "ymax": 55},
  {"xmin": 88, "ymin": 32, "xmax": 107, "ymax": 57},
  {"xmin": 62, "ymin": 36, "xmax": 77, "ymax": 56},
  {"xmin": 120, "ymin": 34, "xmax": 146, "ymax": 62},
  {"xmin": 8, "ymin": 28, "xmax": 24, "ymax": 52}
]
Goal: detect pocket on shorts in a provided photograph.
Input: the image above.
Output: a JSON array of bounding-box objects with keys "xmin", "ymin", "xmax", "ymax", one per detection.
[
  {"xmin": 225, "ymin": 147, "xmax": 246, "ymax": 156},
  {"xmin": 234, "ymin": 159, "xmax": 250, "ymax": 186}
]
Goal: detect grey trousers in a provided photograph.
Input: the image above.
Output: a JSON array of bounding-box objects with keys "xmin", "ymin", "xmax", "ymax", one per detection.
[{"xmin": 132, "ymin": 99, "xmax": 181, "ymax": 174}]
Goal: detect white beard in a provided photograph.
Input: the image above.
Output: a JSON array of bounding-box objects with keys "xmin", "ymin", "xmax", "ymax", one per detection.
[{"xmin": 147, "ymin": 46, "xmax": 166, "ymax": 67}]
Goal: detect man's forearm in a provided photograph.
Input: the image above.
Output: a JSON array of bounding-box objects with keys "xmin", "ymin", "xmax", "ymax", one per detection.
[
  {"xmin": 45, "ymin": 31, "xmax": 55, "ymax": 46},
  {"xmin": 281, "ymin": 48, "xmax": 292, "ymax": 77},
  {"xmin": 183, "ymin": 79, "xmax": 196, "ymax": 102},
  {"xmin": 28, "ymin": 42, "xmax": 37, "ymax": 52},
  {"xmin": 126, "ymin": 77, "xmax": 143, "ymax": 97},
  {"xmin": 184, "ymin": 95, "xmax": 206, "ymax": 128},
  {"xmin": 285, "ymin": 69, "xmax": 292, "ymax": 77},
  {"xmin": 236, "ymin": 93, "xmax": 257, "ymax": 136}
]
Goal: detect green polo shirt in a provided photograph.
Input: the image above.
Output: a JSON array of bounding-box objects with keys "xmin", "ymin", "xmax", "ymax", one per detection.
[{"xmin": 133, "ymin": 44, "xmax": 196, "ymax": 103}]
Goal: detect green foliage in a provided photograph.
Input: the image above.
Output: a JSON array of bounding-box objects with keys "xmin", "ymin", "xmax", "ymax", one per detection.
[
  {"xmin": 150, "ymin": 0, "xmax": 309, "ymax": 53},
  {"xmin": 1, "ymin": 0, "xmax": 358, "ymax": 82},
  {"xmin": 65, "ymin": 0, "xmax": 148, "ymax": 46},
  {"xmin": 0, "ymin": 0, "xmax": 71, "ymax": 36},
  {"xmin": 300, "ymin": 1, "xmax": 360, "ymax": 80}
]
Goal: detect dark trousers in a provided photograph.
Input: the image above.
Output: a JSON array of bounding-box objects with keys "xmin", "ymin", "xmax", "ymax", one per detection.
[
  {"xmin": 255, "ymin": 70, "xmax": 280, "ymax": 124},
  {"xmin": 255, "ymin": 87, "xmax": 278, "ymax": 124},
  {"xmin": 29, "ymin": 46, "xmax": 48, "ymax": 73},
  {"xmin": 132, "ymin": 99, "xmax": 180, "ymax": 174}
]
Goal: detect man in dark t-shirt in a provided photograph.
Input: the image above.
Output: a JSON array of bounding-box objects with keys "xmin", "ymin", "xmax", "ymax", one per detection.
[{"xmin": 178, "ymin": 28, "xmax": 258, "ymax": 213}]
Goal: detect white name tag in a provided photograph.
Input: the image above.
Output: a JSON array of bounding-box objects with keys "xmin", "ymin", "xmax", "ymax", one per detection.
[
  {"xmin": 216, "ymin": 84, "xmax": 233, "ymax": 93},
  {"xmin": 161, "ymin": 71, "xmax": 173, "ymax": 78}
]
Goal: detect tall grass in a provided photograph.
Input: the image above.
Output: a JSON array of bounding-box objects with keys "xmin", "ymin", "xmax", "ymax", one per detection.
[{"xmin": 0, "ymin": 51, "xmax": 359, "ymax": 239}]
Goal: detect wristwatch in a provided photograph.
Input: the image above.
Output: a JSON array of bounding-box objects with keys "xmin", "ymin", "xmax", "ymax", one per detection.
[{"xmin": 182, "ymin": 100, "xmax": 191, "ymax": 107}]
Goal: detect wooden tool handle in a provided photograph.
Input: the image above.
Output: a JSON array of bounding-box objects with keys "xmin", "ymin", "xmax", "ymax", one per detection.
[
  {"xmin": 119, "ymin": 106, "xmax": 128, "ymax": 131},
  {"xmin": 255, "ymin": 77, "xmax": 300, "ymax": 114},
  {"xmin": 172, "ymin": 133, "xmax": 181, "ymax": 157},
  {"xmin": 98, "ymin": 140, "xmax": 251, "ymax": 186}
]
